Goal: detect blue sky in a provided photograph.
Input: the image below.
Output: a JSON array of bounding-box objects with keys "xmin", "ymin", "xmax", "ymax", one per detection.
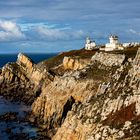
[{"xmin": 0, "ymin": 0, "xmax": 140, "ymax": 53}]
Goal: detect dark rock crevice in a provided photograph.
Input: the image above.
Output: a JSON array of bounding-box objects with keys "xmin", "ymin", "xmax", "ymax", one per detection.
[{"xmin": 60, "ymin": 96, "xmax": 75, "ymax": 125}]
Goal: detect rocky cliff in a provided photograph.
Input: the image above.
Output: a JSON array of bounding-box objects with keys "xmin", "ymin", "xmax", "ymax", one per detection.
[
  {"xmin": 52, "ymin": 49, "xmax": 140, "ymax": 140},
  {"xmin": 0, "ymin": 53, "xmax": 53, "ymax": 104},
  {"xmin": 0, "ymin": 50, "xmax": 95, "ymax": 104},
  {"xmin": 31, "ymin": 60, "xmax": 115, "ymax": 138},
  {"xmin": 30, "ymin": 48, "xmax": 140, "ymax": 139},
  {"xmin": 0, "ymin": 48, "xmax": 140, "ymax": 139}
]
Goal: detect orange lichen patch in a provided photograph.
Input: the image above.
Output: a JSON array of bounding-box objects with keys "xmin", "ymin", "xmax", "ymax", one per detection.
[
  {"xmin": 68, "ymin": 134, "xmax": 80, "ymax": 140},
  {"xmin": 102, "ymin": 103, "xmax": 139, "ymax": 127}
]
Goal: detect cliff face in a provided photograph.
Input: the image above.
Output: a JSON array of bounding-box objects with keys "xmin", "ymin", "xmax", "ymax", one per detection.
[
  {"xmin": 31, "ymin": 50, "xmax": 136, "ymax": 138},
  {"xmin": 52, "ymin": 49, "xmax": 140, "ymax": 140},
  {"xmin": 31, "ymin": 54, "xmax": 119, "ymax": 130},
  {"xmin": 0, "ymin": 53, "xmax": 53, "ymax": 104},
  {"xmin": 1, "ymin": 48, "xmax": 140, "ymax": 139}
]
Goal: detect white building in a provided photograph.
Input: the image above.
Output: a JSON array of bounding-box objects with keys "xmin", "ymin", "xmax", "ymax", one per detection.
[
  {"xmin": 123, "ymin": 42, "xmax": 140, "ymax": 48},
  {"xmin": 123, "ymin": 43, "xmax": 131, "ymax": 48},
  {"xmin": 85, "ymin": 37, "xmax": 96, "ymax": 50},
  {"xmin": 105, "ymin": 35, "xmax": 124, "ymax": 51}
]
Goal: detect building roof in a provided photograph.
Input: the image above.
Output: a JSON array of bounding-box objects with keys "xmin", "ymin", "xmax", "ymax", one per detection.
[{"xmin": 109, "ymin": 35, "xmax": 118, "ymax": 39}]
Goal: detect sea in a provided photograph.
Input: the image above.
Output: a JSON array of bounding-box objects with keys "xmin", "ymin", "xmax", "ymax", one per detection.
[
  {"xmin": 0, "ymin": 53, "xmax": 58, "ymax": 140},
  {"xmin": 0, "ymin": 53, "xmax": 58, "ymax": 68}
]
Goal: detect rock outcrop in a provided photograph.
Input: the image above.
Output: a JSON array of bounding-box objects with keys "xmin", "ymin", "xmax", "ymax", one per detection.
[
  {"xmin": 31, "ymin": 63, "xmax": 115, "ymax": 138},
  {"xmin": 0, "ymin": 53, "xmax": 53, "ymax": 104},
  {"xmin": 53, "ymin": 49, "xmax": 140, "ymax": 140},
  {"xmin": 17, "ymin": 53, "xmax": 34, "ymax": 76},
  {"xmin": 17, "ymin": 53, "xmax": 54, "ymax": 86},
  {"xmin": 31, "ymin": 51, "xmax": 128, "ymax": 138},
  {"xmin": 91, "ymin": 52, "xmax": 125, "ymax": 67},
  {"xmin": 1, "ymin": 48, "xmax": 140, "ymax": 139},
  {"xmin": 63, "ymin": 57, "xmax": 90, "ymax": 70}
]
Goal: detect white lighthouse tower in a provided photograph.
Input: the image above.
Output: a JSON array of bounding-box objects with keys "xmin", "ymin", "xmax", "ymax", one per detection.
[
  {"xmin": 109, "ymin": 35, "xmax": 119, "ymax": 44},
  {"xmin": 105, "ymin": 35, "xmax": 124, "ymax": 51},
  {"xmin": 85, "ymin": 37, "xmax": 96, "ymax": 50}
]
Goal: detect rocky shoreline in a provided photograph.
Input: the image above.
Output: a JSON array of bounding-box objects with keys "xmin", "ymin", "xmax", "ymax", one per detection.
[{"xmin": 0, "ymin": 48, "xmax": 140, "ymax": 139}]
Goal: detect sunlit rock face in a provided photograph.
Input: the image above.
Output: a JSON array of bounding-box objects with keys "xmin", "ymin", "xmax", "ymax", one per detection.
[
  {"xmin": 52, "ymin": 48, "xmax": 140, "ymax": 140},
  {"xmin": 130, "ymin": 48, "xmax": 140, "ymax": 79},
  {"xmin": 91, "ymin": 52, "xmax": 125, "ymax": 67},
  {"xmin": 63, "ymin": 56, "xmax": 90, "ymax": 70},
  {"xmin": 17, "ymin": 53, "xmax": 53, "ymax": 86},
  {"xmin": 31, "ymin": 74, "xmax": 98, "ymax": 129},
  {"xmin": 0, "ymin": 48, "xmax": 140, "ymax": 139},
  {"xmin": 0, "ymin": 53, "xmax": 53, "ymax": 104},
  {"xmin": 0, "ymin": 54, "xmax": 35, "ymax": 104},
  {"xmin": 31, "ymin": 55, "xmax": 116, "ymax": 134},
  {"xmin": 17, "ymin": 53, "xmax": 34, "ymax": 76}
]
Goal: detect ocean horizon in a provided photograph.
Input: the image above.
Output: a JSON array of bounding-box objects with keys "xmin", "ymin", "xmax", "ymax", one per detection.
[{"xmin": 0, "ymin": 53, "xmax": 58, "ymax": 68}]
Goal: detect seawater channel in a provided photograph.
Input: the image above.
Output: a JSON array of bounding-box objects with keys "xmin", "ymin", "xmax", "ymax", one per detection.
[{"xmin": 0, "ymin": 96, "xmax": 38, "ymax": 140}]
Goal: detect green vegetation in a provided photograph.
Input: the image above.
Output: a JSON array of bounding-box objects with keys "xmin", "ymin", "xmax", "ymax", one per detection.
[{"xmin": 37, "ymin": 49, "xmax": 97, "ymax": 70}]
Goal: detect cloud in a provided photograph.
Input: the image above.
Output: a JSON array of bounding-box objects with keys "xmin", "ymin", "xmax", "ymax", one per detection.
[
  {"xmin": 36, "ymin": 26, "xmax": 86, "ymax": 41},
  {"xmin": 128, "ymin": 29, "xmax": 140, "ymax": 36},
  {"xmin": 37, "ymin": 26, "xmax": 68, "ymax": 40},
  {"xmin": 0, "ymin": 20, "xmax": 86, "ymax": 42},
  {"xmin": 0, "ymin": 20, "xmax": 25, "ymax": 41},
  {"xmin": 0, "ymin": 0, "xmax": 140, "ymax": 53},
  {"xmin": 19, "ymin": 22, "xmax": 58, "ymax": 31},
  {"xmin": 0, "ymin": 0, "xmax": 140, "ymax": 21}
]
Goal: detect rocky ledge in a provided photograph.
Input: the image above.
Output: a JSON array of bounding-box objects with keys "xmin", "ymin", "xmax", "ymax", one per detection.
[{"xmin": 0, "ymin": 48, "xmax": 140, "ymax": 139}]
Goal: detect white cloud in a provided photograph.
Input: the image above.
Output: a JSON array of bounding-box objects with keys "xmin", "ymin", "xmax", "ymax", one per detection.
[
  {"xmin": 0, "ymin": 20, "xmax": 25, "ymax": 41},
  {"xmin": 19, "ymin": 22, "xmax": 58, "ymax": 31},
  {"xmin": 36, "ymin": 26, "xmax": 86, "ymax": 41},
  {"xmin": 72, "ymin": 30, "xmax": 86, "ymax": 39},
  {"xmin": 128, "ymin": 29, "xmax": 140, "ymax": 36},
  {"xmin": 0, "ymin": 20, "xmax": 86, "ymax": 42}
]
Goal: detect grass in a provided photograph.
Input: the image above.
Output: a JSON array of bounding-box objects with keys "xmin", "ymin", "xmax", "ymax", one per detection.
[
  {"xmin": 101, "ymin": 46, "xmax": 139, "ymax": 59},
  {"xmin": 36, "ymin": 46, "xmax": 139, "ymax": 73},
  {"xmin": 37, "ymin": 49, "xmax": 98, "ymax": 70}
]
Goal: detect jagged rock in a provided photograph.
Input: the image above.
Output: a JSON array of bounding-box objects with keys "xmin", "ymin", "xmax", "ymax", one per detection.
[
  {"xmin": 31, "ymin": 76, "xmax": 98, "ymax": 129},
  {"xmin": 1, "ymin": 48, "xmax": 140, "ymax": 139},
  {"xmin": 0, "ymin": 53, "xmax": 53, "ymax": 104},
  {"xmin": 52, "ymin": 48, "xmax": 140, "ymax": 139},
  {"xmin": 31, "ymin": 67, "xmax": 54, "ymax": 86},
  {"xmin": 17, "ymin": 53, "xmax": 34, "ymax": 75},
  {"xmin": 31, "ymin": 52, "xmax": 124, "ymax": 138},
  {"xmin": 63, "ymin": 56, "xmax": 90, "ymax": 70},
  {"xmin": 91, "ymin": 52, "xmax": 125, "ymax": 67}
]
